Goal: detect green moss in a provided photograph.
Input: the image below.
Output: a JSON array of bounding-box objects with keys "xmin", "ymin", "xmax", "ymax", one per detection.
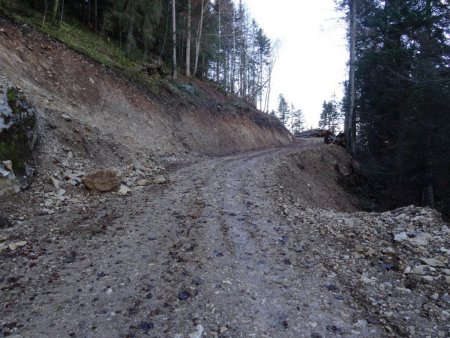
[
  {"xmin": 0, "ymin": 140, "xmax": 25, "ymax": 172},
  {"xmin": 1, "ymin": 87, "xmax": 35, "ymax": 174},
  {"xmin": 6, "ymin": 87, "xmax": 24, "ymax": 115},
  {"xmin": 6, "ymin": 87, "xmax": 17, "ymax": 107}
]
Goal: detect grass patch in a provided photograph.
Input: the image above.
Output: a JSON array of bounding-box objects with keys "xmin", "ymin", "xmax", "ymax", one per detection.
[{"xmin": 0, "ymin": 2, "xmax": 168, "ymax": 94}]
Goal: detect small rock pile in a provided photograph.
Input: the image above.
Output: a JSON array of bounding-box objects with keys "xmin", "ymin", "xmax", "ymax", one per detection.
[{"xmin": 281, "ymin": 202, "xmax": 450, "ymax": 337}]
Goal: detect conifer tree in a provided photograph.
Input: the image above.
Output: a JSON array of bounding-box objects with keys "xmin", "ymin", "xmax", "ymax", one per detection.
[{"xmin": 277, "ymin": 94, "xmax": 289, "ymax": 125}]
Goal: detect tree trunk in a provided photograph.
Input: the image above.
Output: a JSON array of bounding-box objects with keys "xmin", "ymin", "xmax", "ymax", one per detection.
[
  {"xmin": 345, "ymin": 0, "xmax": 356, "ymax": 154},
  {"xmin": 193, "ymin": 0, "xmax": 205, "ymax": 77},
  {"xmin": 186, "ymin": 0, "xmax": 191, "ymax": 77},
  {"xmin": 216, "ymin": 0, "xmax": 221, "ymax": 83},
  {"xmin": 59, "ymin": 0, "xmax": 65, "ymax": 24},
  {"xmin": 422, "ymin": 126, "xmax": 435, "ymax": 207},
  {"xmin": 94, "ymin": 0, "xmax": 98, "ymax": 32},
  {"xmin": 42, "ymin": 0, "xmax": 48, "ymax": 27},
  {"xmin": 231, "ymin": 8, "xmax": 236, "ymax": 93},
  {"xmin": 421, "ymin": 0, "xmax": 435, "ymax": 208},
  {"xmin": 172, "ymin": 0, "xmax": 177, "ymax": 79},
  {"xmin": 52, "ymin": 0, "xmax": 59, "ymax": 21}
]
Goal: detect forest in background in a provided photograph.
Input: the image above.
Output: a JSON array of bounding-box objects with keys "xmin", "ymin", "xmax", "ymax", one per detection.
[
  {"xmin": 338, "ymin": 0, "xmax": 450, "ymax": 218},
  {"xmin": 0, "ymin": 0, "xmax": 278, "ymax": 113}
]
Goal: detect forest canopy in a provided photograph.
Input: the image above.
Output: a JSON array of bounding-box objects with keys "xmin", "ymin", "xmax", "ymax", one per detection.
[{"xmin": 338, "ymin": 0, "xmax": 450, "ymax": 218}]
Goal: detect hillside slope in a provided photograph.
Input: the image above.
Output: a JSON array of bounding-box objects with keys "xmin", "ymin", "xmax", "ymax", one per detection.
[{"xmin": 0, "ymin": 16, "xmax": 292, "ymax": 160}]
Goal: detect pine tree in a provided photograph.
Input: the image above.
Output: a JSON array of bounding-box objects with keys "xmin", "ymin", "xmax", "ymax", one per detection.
[
  {"xmin": 319, "ymin": 99, "xmax": 339, "ymax": 133},
  {"xmin": 336, "ymin": 0, "xmax": 450, "ymax": 216},
  {"xmin": 290, "ymin": 105, "xmax": 305, "ymax": 134},
  {"xmin": 277, "ymin": 94, "xmax": 289, "ymax": 125}
]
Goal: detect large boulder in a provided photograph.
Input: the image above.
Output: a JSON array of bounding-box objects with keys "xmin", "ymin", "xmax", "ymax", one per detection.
[{"xmin": 83, "ymin": 169, "xmax": 122, "ymax": 192}]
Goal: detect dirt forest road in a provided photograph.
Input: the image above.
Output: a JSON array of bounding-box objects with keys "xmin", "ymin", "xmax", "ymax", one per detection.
[{"xmin": 1, "ymin": 142, "xmax": 382, "ymax": 338}]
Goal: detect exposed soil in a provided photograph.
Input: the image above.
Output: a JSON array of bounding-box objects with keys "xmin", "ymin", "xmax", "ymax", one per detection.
[
  {"xmin": 0, "ymin": 15, "xmax": 449, "ymax": 338},
  {"xmin": 0, "ymin": 16, "xmax": 292, "ymax": 159}
]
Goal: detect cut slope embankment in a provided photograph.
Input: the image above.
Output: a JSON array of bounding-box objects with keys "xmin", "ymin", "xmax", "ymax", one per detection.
[{"xmin": 0, "ymin": 16, "xmax": 292, "ymax": 161}]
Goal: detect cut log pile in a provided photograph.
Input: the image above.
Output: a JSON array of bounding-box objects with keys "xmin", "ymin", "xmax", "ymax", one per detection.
[
  {"xmin": 294, "ymin": 128, "xmax": 331, "ymax": 138},
  {"xmin": 294, "ymin": 129, "xmax": 346, "ymax": 147}
]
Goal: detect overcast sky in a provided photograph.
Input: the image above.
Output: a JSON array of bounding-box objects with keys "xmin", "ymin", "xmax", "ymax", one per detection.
[{"xmin": 245, "ymin": 0, "xmax": 348, "ymax": 128}]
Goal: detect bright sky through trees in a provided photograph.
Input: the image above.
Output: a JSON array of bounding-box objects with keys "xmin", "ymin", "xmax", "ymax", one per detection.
[{"xmin": 245, "ymin": 0, "xmax": 347, "ymax": 128}]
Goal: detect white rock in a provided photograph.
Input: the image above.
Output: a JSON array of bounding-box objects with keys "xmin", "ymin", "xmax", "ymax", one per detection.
[
  {"xmin": 420, "ymin": 257, "xmax": 446, "ymax": 267},
  {"xmin": 394, "ymin": 232, "xmax": 408, "ymax": 241},
  {"xmin": 411, "ymin": 265, "xmax": 429, "ymax": 275},
  {"xmin": 117, "ymin": 184, "xmax": 131, "ymax": 196},
  {"xmin": 188, "ymin": 325, "xmax": 204, "ymax": 338},
  {"xmin": 439, "ymin": 247, "xmax": 450, "ymax": 254},
  {"xmin": 137, "ymin": 179, "xmax": 151, "ymax": 186},
  {"xmin": 51, "ymin": 177, "xmax": 61, "ymax": 189},
  {"xmin": 62, "ymin": 113, "xmax": 72, "ymax": 121},
  {"xmin": 56, "ymin": 189, "xmax": 67, "ymax": 201},
  {"xmin": 8, "ymin": 241, "xmax": 27, "ymax": 251},
  {"xmin": 360, "ymin": 275, "xmax": 373, "ymax": 284},
  {"xmin": 2, "ymin": 160, "xmax": 13, "ymax": 171},
  {"xmin": 152, "ymin": 175, "xmax": 167, "ymax": 184},
  {"xmin": 409, "ymin": 233, "xmax": 431, "ymax": 246},
  {"xmin": 421, "ymin": 276, "xmax": 434, "ymax": 282}
]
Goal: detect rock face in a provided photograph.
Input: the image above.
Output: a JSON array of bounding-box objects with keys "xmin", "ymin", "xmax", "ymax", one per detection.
[
  {"xmin": 82, "ymin": 169, "xmax": 122, "ymax": 192},
  {"xmin": 0, "ymin": 85, "xmax": 37, "ymax": 175}
]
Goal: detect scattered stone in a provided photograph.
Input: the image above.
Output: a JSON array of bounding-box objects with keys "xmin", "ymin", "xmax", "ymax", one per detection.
[
  {"xmin": 0, "ymin": 176, "xmax": 20, "ymax": 196},
  {"xmin": 422, "ymin": 275, "xmax": 434, "ymax": 283},
  {"xmin": 152, "ymin": 175, "xmax": 167, "ymax": 184},
  {"xmin": 192, "ymin": 276, "xmax": 204, "ymax": 286},
  {"xmin": 411, "ymin": 265, "xmax": 429, "ymax": 275},
  {"xmin": 420, "ymin": 257, "xmax": 446, "ymax": 268},
  {"xmin": 56, "ymin": 188, "xmax": 67, "ymax": 201},
  {"xmin": 136, "ymin": 179, "xmax": 151, "ymax": 186},
  {"xmin": 83, "ymin": 169, "xmax": 122, "ymax": 192},
  {"xmin": 2, "ymin": 160, "xmax": 13, "ymax": 171},
  {"xmin": 188, "ymin": 324, "xmax": 204, "ymax": 338},
  {"xmin": 177, "ymin": 290, "xmax": 191, "ymax": 301},
  {"xmin": 8, "ymin": 241, "xmax": 27, "ymax": 251},
  {"xmin": 139, "ymin": 321, "xmax": 154, "ymax": 332},
  {"xmin": 61, "ymin": 113, "xmax": 72, "ymax": 121},
  {"xmin": 409, "ymin": 233, "xmax": 431, "ymax": 246},
  {"xmin": 394, "ymin": 232, "xmax": 408, "ymax": 241},
  {"xmin": 117, "ymin": 184, "xmax": 131, "ymax": 196},
  {"xmin": 51, "ymin": 177, "xmax": 61, "ymax": 189},
  {"xmin": 326, "ymin": 284, "xmax": 339, "ymax": 291}
]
